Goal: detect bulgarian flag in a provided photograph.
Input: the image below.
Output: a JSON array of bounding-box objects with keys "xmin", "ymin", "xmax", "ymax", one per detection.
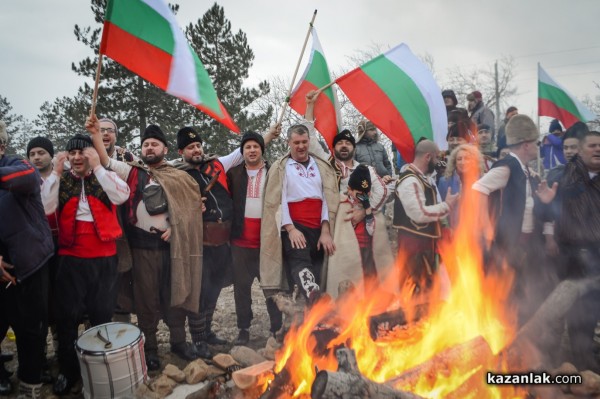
[
  {"xmin": 538, "ymin": 64, "xmax": 596, "ymax": 128},
  {"xmin": 336, "ymin": 44, "xmax": 447, "ymax": 162},
  {"xmin": 100, "ymin": 0, "xmax": 239, "ymax": 132},
  {"xmin": 289, "ymin": 27, "xmax": 341, "ymax": 150}
]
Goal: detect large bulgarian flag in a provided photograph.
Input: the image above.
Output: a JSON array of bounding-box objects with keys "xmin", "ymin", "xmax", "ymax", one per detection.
[
  {"xmin": 538, "ymin": 64, "xmax": 596, "ymax": 128},
  {"xmin": 100, "ymin": 0, "xmax": 239, "ymax": 132},
  {"xmin": 336, "ymin": 44, "xmax": 446, "ymax": 162},
  {"xmin": 289, "ymin": 27, "xmax": 341, "ymax": 150}
]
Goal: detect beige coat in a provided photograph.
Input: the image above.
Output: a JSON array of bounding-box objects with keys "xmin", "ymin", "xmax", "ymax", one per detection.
[
  {"xmin": 260, "ymin": 153, "xmax": 339, "ymax": 291},
  {"xmin": 325, "ymin": 197, "xmax": 394, "ymax": 298},
  {"xmin": 150, "ymin": 164, "xmax": 203, "ymax": 313}
]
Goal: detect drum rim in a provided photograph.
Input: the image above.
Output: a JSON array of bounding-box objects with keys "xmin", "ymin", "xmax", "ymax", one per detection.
[{"xmin": 76, "ymin": 322, "xmax": 142, "ymax": 355}]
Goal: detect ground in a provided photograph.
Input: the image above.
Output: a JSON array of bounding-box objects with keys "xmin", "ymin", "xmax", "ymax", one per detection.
[{"xmin": 0, "ymin": 281, "xmax": 271, "ymax": 398}]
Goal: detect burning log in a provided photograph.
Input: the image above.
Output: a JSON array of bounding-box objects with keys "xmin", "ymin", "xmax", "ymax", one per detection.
[
  {"xmin": 231, "ymin": 360, "xmax": 275, "ymax": 390},
  {"xmin": 368, "ymin": 303, "xmax": 429, "ymax": 340},
  {"xmin": 385, "ymin": 336, "xmax": 493, "ymax": 392},
  {"xmin": 311, "ymin": 347, "xmax": 425, "ymax": 399},
  {"xmin": 259, "ymin": 368, "xmax": 294, "ymax": 399}
]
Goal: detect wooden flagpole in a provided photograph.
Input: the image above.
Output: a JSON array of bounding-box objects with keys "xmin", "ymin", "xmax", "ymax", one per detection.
[
  {"xmin": 276, "ymin": 9, "xmax": 318, "ymax": 126},
  {"xmin": 90, "ymin": 53, "xmax": 104, "ymax": 117},
  {"xmin": 316, "ymin": 80, "xmax": 336, "ymax": 93}
]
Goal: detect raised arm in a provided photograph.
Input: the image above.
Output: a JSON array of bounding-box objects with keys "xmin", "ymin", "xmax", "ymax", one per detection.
[
  {"xmin": 86, "ymin": 114, "xmax": 132, "ymax": 181},
  {"xmin": 86, "ymin": 114, "xmax": 110, "ymax": 167},
  {"xmin": 263, "ymin": 123, "xmax": 282, "ymax": 146}
]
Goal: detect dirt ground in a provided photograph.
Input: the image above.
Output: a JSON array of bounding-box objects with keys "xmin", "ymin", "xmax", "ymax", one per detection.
[{"xmin": 0, "ymin": 281, "xmax": 271, "ymax": 398}]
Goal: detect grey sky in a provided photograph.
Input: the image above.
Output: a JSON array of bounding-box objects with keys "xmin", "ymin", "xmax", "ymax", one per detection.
[{"xmin": 1, "ymin": 0, "xmax": 599, "ymax": 127}]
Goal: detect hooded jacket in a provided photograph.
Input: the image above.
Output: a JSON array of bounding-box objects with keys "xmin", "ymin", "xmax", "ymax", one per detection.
[
  {"xmin": 354, "ymin": 135, "xmax": 393, "ymax": 178},
  {"xmin": 0, "ymin": 156, "xmax": 53, "ymax": 281}
]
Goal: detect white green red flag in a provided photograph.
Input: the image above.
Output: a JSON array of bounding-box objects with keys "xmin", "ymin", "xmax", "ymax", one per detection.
[
  {"xmin": 538, "ymin": 64, "xmax": 596, "ymax": 128},
  {"xmin": 289, "ymin": 27, "xmax": 341, "ymax": 150},
  {"xmin": 100, "ymin": 0, "xmax": 239, "ymax": 132},
  {"xmin": 335, "ymin": 44, "xmax": 446, "ymax": 162}
]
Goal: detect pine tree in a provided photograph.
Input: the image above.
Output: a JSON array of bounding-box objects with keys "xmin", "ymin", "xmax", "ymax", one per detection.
[
  {"xmin": 183, "ymin": 3, "xmax": 272, "ymax": 155},
  {"xmin": 0, "ymin": 94, "xmax": 29, "ymax": 156},
  {"xmin": 35, "ymin": 1, "xmax": 272, "ymax": 157}
]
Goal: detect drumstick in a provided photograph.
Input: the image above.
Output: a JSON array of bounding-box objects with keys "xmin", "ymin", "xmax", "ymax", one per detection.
[{"xmin": 96, "ymin": 329, "xmax": 113, "ymax": 349}]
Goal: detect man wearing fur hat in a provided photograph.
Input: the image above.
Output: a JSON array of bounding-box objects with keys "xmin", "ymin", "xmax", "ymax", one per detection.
[
  {"xmin": 226, "ymin": 129, "xmax": 283, "ymax": 345},
  {"xmin": 40, "ymin": 133, "xmax": 130, "ymax": 394},
  {"xmin": 304, "ymin": 91, "xmax": 390, "ymax": 205},
  {"xmin": 0, "ymin": 121, "xmax": 54, "ymax": 398},
  {"xmin": 473, "ymin": 114, "xmax": 557, "ymax": 325},
  {"xmin": 302, "ymin": 91, "xmax": 393, "ymax": 296},
  {"xmin": 173, "ymin": 124, "xmax": 280, "ymax": 354},
  {"xmin": 354, "ymin": 119, "xmax": 393, "ymax": 182},
  {"xmin": 325, "ymin": 165, "xmax": 396, "ymax": 298},
  {"xmin": 467, "ymin": 90, "xmax": 495, "ymax": 134},
  {"xmin": 394, "ymin": 140, "xmax": 459, "ymax": 293},
  {"xmin": 87, "ymin": 116, "xmax": 203, "ymax": 370}
]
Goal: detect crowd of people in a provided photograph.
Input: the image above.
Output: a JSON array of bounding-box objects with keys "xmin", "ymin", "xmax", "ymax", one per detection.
[{"xmin": 0, "ymin": 88, "xmax": 599, "ymax": 398}]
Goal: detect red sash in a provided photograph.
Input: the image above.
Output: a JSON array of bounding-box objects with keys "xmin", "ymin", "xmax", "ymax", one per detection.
[
  {"xmin": 288, "ymin": 198, "xmax": 322, "ymax": 229},
  {"xmin": 231, "ymin": 217, "xmax": 261, "ymax": 248},
  {"xmin": 58, "ymin": 221, "xmax": 117, "ymax": 258}
]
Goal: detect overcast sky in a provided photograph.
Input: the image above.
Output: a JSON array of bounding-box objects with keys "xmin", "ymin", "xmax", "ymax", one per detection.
[{"xmin": 1, "ymin": 0, "xmax": 599, "ymax": 129}]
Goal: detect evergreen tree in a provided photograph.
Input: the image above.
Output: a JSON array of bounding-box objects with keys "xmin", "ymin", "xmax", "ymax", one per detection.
[
  {"xmin": 35, "ymin": 1, "xmax": 271, "ymax": 157},
  {"xmin": 183, "ymin": 3, "xmax": 272, "ymax": 155},
  {"xmin": 0, "ymin": 94, "xmax": 30, "ymax": 156}
]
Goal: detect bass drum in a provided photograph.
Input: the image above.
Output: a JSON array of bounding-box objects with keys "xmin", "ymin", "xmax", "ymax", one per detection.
[{"xmin": 76, "ymin": 322, "xmax": 147, "ymax": 399}]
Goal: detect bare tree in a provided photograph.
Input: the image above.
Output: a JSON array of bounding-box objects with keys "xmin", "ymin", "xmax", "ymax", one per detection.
[
  {"xmin": 255, "ymin": 43, "xmax": 439, "ymax": 173},
  {"xmin": 581, "ymin": 82, "xmax": 600, "ymax": 130},
  {"xmin": 443, "ymin": 55, "xmax": 518, "ymax": 122}
]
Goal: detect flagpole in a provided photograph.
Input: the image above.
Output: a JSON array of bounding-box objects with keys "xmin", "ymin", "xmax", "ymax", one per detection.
[
  {"xmin": 277, "ymin": 9, "xmax": 318, "ymax": 126},
  {"xmin": 537, "ymin": 62, "xmax": 542, "ymax": 176},
  {"xmin": 316, "ymin": 81, "xmax": 336, "ymax": 93},
  {"xmin": 90, "ymin": 53, "xmax": 104, "ymax": 117}
]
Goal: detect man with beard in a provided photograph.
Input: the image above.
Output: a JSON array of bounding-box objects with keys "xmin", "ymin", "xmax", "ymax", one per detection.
[
  {"xmin": 393, "ymin": 139, "xmax": 458, "ymax": 293},
  {"xmin": 98, "ymin": 118, "xmax": 138, "ymax": 324},
  {"xmin": 86, "ymin": 115, "xmax": 203, "ymax": 371},
  {"xmin": 174, "ymin": 125, "xmax": 279, "ymax": 357},
  {"xmin": 99, "ymin": 118, "xmax": 138, "ymax": 162},
  {"xmin": 302, "ymin": 91, "xmax": 393, "ymax": 293},
  {"xmin": 304, "ymin": 91, "xmax": 389, "ymax": 204}
]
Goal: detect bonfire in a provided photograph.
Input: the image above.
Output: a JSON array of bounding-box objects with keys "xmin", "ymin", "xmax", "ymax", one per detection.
[{"xmin": 261, "ymin": 165, "xmax": 527, "ymax": 399}]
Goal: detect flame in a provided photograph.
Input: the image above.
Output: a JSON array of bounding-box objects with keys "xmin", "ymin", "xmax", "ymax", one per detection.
[{"xmin": 273, "ymin": 158, "xmax": 526, "ymax": 398}]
